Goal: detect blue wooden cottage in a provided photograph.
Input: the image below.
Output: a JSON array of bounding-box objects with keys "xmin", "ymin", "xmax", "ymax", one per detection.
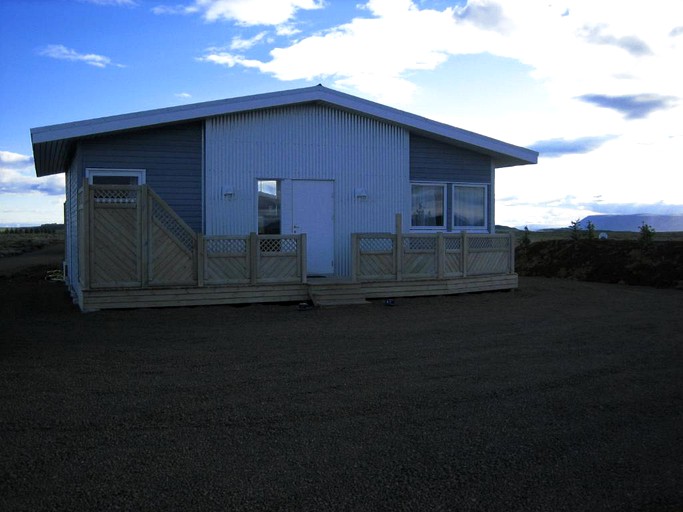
[{"xmin": 31, "ymin": 86, "xmax": 537, "ymax": 310}]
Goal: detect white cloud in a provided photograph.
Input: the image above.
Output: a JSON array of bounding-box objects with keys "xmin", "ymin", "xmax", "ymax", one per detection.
[
  {"xmin": 151, "ymin": 4, "xmax": 199, "ymax": 15},
  {"xmin": 194, "ymin": 0, "xmax": 683, "ymax": 228},
  {"xmin": 0, "ymin": 151, "xmax": 64, "ymax": 197},
  {"xmin": 175, "ymin": 92, "xmax": 192, "ymax": 99},
  {"xmin": 38, "ymin": 44, "xmax": 124, "ymax": 68},
  {"xmin": 200, "ymin": 1, "xmax": 460, "ymax": 103},
  {"xmin": 201, "ymin": 0, "xmax": 682, "ymax": 109},
  {"xmin": 230, "ymin": 31, "xmax": 269, "ymax": 50},
  {"xmin": 154, "ymin": 0, "xmax": 323, "ymax": 25}
]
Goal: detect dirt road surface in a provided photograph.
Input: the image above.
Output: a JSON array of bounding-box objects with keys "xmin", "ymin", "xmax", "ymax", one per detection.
[{"xmin": 1, "ymin": 248, "xmax": 681, "ymax": 511}]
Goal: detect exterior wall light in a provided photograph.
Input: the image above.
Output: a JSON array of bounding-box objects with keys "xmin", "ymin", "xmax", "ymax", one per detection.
[
  {"xmin": 222, "ymin": 186, "xmax": 235, "ymax": 199},
  {"xmin": 354, "ymin": 187, "xmax": 368, "ymax": 200}
]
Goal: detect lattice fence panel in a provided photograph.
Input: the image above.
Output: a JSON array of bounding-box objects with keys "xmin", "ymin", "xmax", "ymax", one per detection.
[
  {"xmin": 444, "ymin": 236, "xmax": 462, "ymax": 251},
  {"xmin": 93, "ymin": 188, "xmax": 137, "ymax": 204},
  {"xmin": 359, "ymin": 237, "xmax": 394, "ymax": 253},
  {"xmin": 205, "ymin": 237, "xmax": 249, "ymax": 283},
  {"xmin": 151, "ymin": 199, "xmax": 195, "ymax": 253},
  {"xmin": 468, "ymin": 236, "xmax": 509, "ymax": 251},
  {"xmin": 403, "ymin": 237, "xmax": 436, "ymax": 252},
  {"xmin": 259, "ymin": 237, "xmax": 298, "ymax": 254},
  {"xmin": 206, "ymin": 238, "xmax": 247, "ymax": 255},
  {"xmin": 149, "ymin": 222, "xmax": 196, "ymax": 284},
  {"xmin": 91, "ymin": 206, "xmax": 140, "ymax": 287}
]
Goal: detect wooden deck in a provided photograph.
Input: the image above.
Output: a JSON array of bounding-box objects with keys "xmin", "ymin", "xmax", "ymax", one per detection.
[
  {"xmin": 79, "ymin": 274, "xmax": 517, "ymax": 311},
  {"xmin": 74, "ymin": 184, "xmax": 518, "ymax": 311}
]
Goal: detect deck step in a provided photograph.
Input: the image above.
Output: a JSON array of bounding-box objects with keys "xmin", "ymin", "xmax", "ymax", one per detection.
[{"xmin": 307, "ymin": 281, "xmax": 370, "ymax": 307}]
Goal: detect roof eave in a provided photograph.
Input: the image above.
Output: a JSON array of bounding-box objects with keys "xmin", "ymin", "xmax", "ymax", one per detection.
[{"xmin": 30, "ymin": 85, "xmax": 538, "ymax": 176}]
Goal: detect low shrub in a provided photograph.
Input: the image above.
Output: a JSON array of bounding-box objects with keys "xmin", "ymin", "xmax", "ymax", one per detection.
[{"xmin": 516, "ymin": 239, "xmax": 683, "ymax": 288}]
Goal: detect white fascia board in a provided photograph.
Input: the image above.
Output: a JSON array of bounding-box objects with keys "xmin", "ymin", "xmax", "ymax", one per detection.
[
  {"xmin": 30, "ymin": 85, "xmax": 537, "ymax": 172},
  {"xmin": 30, "ymin": 86, "xmax": 325, "ymax": 144}
]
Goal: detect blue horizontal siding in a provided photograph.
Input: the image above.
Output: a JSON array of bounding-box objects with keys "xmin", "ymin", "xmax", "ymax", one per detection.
[
  {"xmin": 409, "ymin": 135, "xmax": 494, "ymax": 232},
  {"xmin": 410, "ymin": 135, "xmax": 491, "ymax": 183},
  {"xmin": 77, "ymin": 123, "xmax": 203, "ymax": 231}
]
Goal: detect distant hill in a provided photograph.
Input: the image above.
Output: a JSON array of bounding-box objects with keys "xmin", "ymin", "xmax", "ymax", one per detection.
[{"xmin": 579, "ymin": 214, "xmax": 683, "ymax": 232}]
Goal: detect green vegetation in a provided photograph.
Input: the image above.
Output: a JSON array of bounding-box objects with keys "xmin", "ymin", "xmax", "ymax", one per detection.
[
  {"xmin": 497, "ymin": 225, "xmax": 683, "ymax": 245},
  {"xmin": 586, "ymin": 220, "xmax": 596, "ymax": 240},
  {"xmin": 0, "ymin": 223, "xmax": 64, "ymax": 234},
  {"xmin": 638, "ymin": 222, "xmax": 655, "ymax": 245},
  {"xmin": 569, "ymin": 219, "xmax": 582, "ymax": 241},
  {"xmin": 0, "ymin": 225, "xmax": 65, "ymax": 257}
]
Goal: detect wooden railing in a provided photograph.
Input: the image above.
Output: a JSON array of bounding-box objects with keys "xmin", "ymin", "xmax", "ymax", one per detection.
[
  {"xmin": 351, "ymin": 231, "xmax": 515, "ymax": 282},
  {"xmin": 78, "ymin": 184, "xmax": 306, "ymax": 289},
  {"xmin": 200, "ymin": 233, "xmax": 306, "ymax": 285}
]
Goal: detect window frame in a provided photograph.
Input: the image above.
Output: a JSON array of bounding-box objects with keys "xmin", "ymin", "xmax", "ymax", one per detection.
[
  {"xmin": 85, "ymin": 168, "xmax": 146, "ymax": 185},
  {"xmin": 452, "ymin": 183, "xmax": 488, "ymax": 231},
  {"xmin": 257, "ymin": 179, "xmax": 282, "ymax": 235},
  {"xmin": 410, "ymin": 182, "xmax": 447, "ymax": 231}
]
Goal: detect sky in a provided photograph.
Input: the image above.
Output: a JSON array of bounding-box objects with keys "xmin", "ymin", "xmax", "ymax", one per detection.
[{"xmin": 1, "ymin": 0, "xmax": 682, "ymax": 228}]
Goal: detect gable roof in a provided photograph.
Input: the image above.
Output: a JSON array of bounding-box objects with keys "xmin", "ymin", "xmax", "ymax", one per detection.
[{"xmin": 31, "ymin": 85, "xmax": 537, "ymax": 177}]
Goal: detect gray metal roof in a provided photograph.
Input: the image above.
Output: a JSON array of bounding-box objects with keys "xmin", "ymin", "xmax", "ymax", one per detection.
[{"xmin": 31, "ymin": 85, "xmax": 538, "ymax": 177}]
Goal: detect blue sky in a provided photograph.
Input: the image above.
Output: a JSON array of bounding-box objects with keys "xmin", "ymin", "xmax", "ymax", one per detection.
[{"xmin": 1, "ymin": 0, "xmax": 682, "ymax": 228}]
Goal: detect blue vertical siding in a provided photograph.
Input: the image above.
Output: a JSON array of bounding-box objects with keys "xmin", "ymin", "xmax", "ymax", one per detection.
[
  {"xmin": 65, "ymin": 147, "xmax": 81, "ymax": 297},
  {"xmin": 77, "ymin": 123, "xmax": 203, "ymax": 232},
  {"xmin": 205, "ymin": 104, "xmax": 409, "ymax": 277}
]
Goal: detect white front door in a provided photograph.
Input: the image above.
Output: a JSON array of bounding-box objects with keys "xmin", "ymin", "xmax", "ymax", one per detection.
[{"xmin": 292, "ymin": 180, "xmax": 334, "ymax": 275}]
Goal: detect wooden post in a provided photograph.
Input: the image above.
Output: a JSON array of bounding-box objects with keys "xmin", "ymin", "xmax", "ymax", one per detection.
[
  {"xmin": 395, "ymin": 213, "xmax": 403, "ymax": 281},
  {"xmin": 299, "ymin": 233, "xmax": 307, "ymax": 284},
  {"xmin": 351, "ymin": 234, "xmax": 358, "ymax": 283},
  {"xmin": 197, "ymin": 233, "xmax": 205, "ymax": 287},
  {"xmin": 462, "ymin": 231, "xmax": 468, "ymax": 277},
  {"xmin": 249, "ymin": 232, "xmax": 258, "ymax": 285},
  {"xmin": 509, "ymin": 232, "xmax": 515, "ymax": 274},
  {"xmin": 147, "ymin": 186, "xmax": 156, "ymax": 284},
  {"xmin": 436, "ymin": 232, "xmax": 444, "ymax": 279},
  {"xmin": 139, "ymin": 185, "xmax": 149, "ymax": 286},
  {"xmin": 81, "ymin": 182, "xmax": 91, "ymax": 290}
]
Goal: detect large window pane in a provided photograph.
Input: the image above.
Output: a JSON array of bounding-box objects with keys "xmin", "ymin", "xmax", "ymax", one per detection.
[
  {"xmin": 258, "ymin": 180, "xmax": 280, "ymax": 234},
  {"xmin": 411, "ymin": 184, "xmax": 445, "ymax": 228},
  {"xmin": 453, "ymin": 185, "xmax": 486, "ymax": 228}
]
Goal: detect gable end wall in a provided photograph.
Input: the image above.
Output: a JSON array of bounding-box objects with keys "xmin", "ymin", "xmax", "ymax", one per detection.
[{"xmin": 205, "ymin": 104, "xmax": 410, "ymax": 277}]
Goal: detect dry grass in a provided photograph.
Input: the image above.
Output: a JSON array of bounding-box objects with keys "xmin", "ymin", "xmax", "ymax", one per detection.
[{"xmin": 0, "ymin": 232, "xmax": 65, "ymax": 257}]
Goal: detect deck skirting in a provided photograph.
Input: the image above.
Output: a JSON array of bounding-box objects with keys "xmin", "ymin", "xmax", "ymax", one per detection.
[{"xmin": 78, "ymin": 274, "xmax": 518, "ymax": 311}]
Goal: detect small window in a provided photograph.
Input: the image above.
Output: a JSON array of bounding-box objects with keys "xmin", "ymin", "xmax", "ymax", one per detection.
[
  {"xmin": 258, "ymin": 180, "xmax": 281, "ymax": 235},
  {"xmin": 86, "ymin": 169, "xmax": 146, "ymax": 185},
  {"xmin": 411, "ymin": 184, "xmax": 445, "ymax": 229},
  {"xmin": 453, "ymin": 184, "xmax": 487, "ymax": 229}
]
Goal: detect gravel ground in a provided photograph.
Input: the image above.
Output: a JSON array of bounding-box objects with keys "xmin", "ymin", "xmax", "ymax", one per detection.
[{"xmin": 1, "ymin": 257, "xmax": 681, "ymax": 511}]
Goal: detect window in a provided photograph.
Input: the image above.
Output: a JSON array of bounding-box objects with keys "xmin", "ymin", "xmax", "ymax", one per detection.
[
  {"xmin": 257, "ymin": 180, "xmax": 281, "ymax": 235},
  {"xmin": 411, "ymin": 184, "xmax": 446, "ymax": 229},
  {"xmin": 86, "ymin": 169, "xmax": 146, "ymax": 185},
  {"xmin": 453, "ymin": 184, "xmax": 487, "ymax": 229}
]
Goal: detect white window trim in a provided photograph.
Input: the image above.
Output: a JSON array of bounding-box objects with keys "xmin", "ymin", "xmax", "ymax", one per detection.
[
  {"xmin": 452, "ymin": 183, "xmax": 488, "ymax": 232},
  {"xmin": 410, "ymin": 182, "xmax": 447, "ymax": 231},
  {"xmin": 85, "ymin": 168, "xmax": 146, "ymax": 185}
]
